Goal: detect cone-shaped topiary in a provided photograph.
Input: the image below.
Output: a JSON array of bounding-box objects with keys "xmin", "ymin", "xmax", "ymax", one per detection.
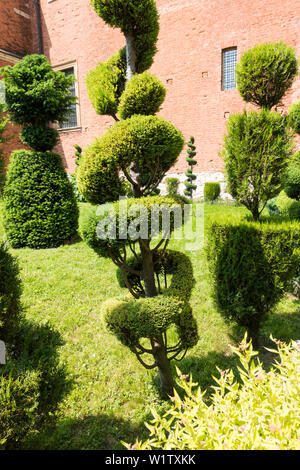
[
  {"xmin": 184, "ymin": 137, "xmax": 197, "ymax": 200},
  {"xmin": 4, "ymin": 150, "xmax": 79, "ymax": 249},
  {"xmin": 1, "ymin": 55, "xmax": 79, "ymax": 248}
]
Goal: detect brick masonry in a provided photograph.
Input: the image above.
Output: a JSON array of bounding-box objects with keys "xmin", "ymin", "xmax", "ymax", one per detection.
[{"xmin": 0, "ymin": 0, "xmax": 300, "ymax": 196}]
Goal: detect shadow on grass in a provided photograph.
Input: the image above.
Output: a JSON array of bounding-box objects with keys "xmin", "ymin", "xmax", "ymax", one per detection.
[{"xmin": 22, "ymin": 412, "xmax": 153, "ymax": 450}]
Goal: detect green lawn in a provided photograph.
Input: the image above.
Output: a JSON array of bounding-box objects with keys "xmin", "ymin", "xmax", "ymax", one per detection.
[{"xmin": 1, "ymin": 201, "xmax": 299, "ymax": 450}]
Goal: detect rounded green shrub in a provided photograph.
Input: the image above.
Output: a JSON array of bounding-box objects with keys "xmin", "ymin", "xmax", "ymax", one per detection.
[
  {"xmin": 236, "ymin": 42, "xmax": 298, "ymax": 109},
  {"xmin": 3, "ymin": 150, "xmax": 79, "ymax": 248},
  {"xmin": 1, "ymin": 54, "xmax": 75, "ymax": 125},
  {"xmin": 77, "ymin": 115, "xmax": 184, "ymax": 204},
  {"xmin": 86, "ymin": 48, "xmax": 126, "ymax": 117},
  {"xmin": 283, "ymin": 152, "xmax": 300, "ymax": 200},
  {"xmin": 288, "ymin": 100, "xmax": 300, "ymax": 135},
  {"xmin": 0, "ymin": 243, "xmax": 22, "ymax": 343},
  {"xmin": 276, "ymin": 190, "xmax": 300, "ymax": 220},
  {"xmin": 20, "ymin": 125, "xmax": 58, "ymax": 152},
  {"xmin": 118, "ymin": 72, "xmax": 166, "ymax": 119},
  {"xmin": 207, "ymin": 218, "xmax": 300, "ymax": 345},
  {"xmin": 204, "ymin": 182, "xmax": 221, "ymax": 201}
]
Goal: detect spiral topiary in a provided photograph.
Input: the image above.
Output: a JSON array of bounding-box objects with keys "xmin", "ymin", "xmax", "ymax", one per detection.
[{"xmin": 184, "ymin": 137, "xmax": 197, "ymax": 200}]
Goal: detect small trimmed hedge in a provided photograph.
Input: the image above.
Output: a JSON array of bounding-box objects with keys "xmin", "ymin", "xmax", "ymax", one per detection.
[
  {"xmin": 276, "ymin": 190, "xmax": 300, "ymax": 220},
  {"xmin": 3, "ymin": 150, "xmax": 79, "ymax": 249},
  {"xmin": 165, "ymin": 177, "xmax": 179, "ymax": 196},
  {"xmin": 283, "ymin": 152, "xmax": 300, "ymax": 201},
  {"xmin": 204, "ymin": 182, "xmax": 221, "ymax": 201},
  {"xmin": 0, "ymin": 243, "xmax": 22, "ymax": 343},
  {"xmin": 207, "ymin": 217, "xmax": 300, "ymax": 344},
  {"xmin": 134, "ymin": 337, "xmax": 300, "ymax": 450}
]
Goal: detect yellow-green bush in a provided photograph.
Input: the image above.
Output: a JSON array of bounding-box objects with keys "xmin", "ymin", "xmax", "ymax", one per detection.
[
  {"xmin": 86, "ymin": 48, "xmax": 126, "ymax": 117},
  {"xmin": 133, "ymin": 336, "xmax": 300, "ymax": 450}
]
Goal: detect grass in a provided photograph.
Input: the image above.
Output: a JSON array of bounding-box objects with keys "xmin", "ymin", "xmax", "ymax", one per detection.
[{"xmin": 0, "ymin": 201, "xmax": 299, "ymax": 449}]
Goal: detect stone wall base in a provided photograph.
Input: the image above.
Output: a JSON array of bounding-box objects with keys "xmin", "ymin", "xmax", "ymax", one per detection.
[{"xmin": 160, "ymin": 172, "xmax": 233, "ymax": 200}]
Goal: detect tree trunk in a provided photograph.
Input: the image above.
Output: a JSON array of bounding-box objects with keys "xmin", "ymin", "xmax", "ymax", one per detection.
[
  {"xmin": 152, "ymin": 335, "xmax": 174, "ymax": 398},
  {"xmin": 140, "ymin": 240, "xmax": 157, "ymax": 297},
  {"xmin": 125, "ymin": 32, "xmax": 136, "ymax": 83}
]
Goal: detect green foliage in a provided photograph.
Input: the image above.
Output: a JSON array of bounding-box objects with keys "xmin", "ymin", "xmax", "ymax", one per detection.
[
  {"xmin": 184, "ymin": 137, "xmax": 197, "ymax": 199},
  {"xmin": 266, "ymin": 197, "xmax": 280, "ymax": 216},
  {"xmin": 91, "ymin": 0, "xmax": 159, "ymax": 73},
  {"xmin": 86, "ymin": 48, "xmax": 126, "ymax": 117},
  {"xmin": 0, "ymin": 369, "xmax": 40, "ymax": 449},
  {"xmin": 283, "ymin": 152, "xmax": 300, "ymax": 200},
  {"xmin": 276, "ymin": 190, "xmax": 300, "ymax": 220},
  {"xmin": 207, "ymin": 218, "xmax": 300, "ymax": 343},
  {"xmin": 0, "ymin": 243, "xmax": 22, "ymax": 343},
  {"xmin": 3, "ymin": 150, "xmax": 79, "ymax": 248},
  {"xmin": 102, "ymin": 249, "xmax": 198, "ymax": 354},
  {"xmin": 222, "ymin": 109, "xmax": 293, "ymax": 220},
  {"xmin": 80, "ymin": 195, "xmax": 186, "ymax": 257},
  {"xmin": 236, "ymin": 42, "xmax": 298, "ymax": 109},
  {"xmin": 0, "ymin": 105, "xmax": 8, "ymax": 193},
  {"xmin": 68, "ymin": 173, "xmax": 85, "ymax": 202},
  {"xmin": 288, "ymin": 100, "xmax": 300, "ymax": 135},
  {"xmin": 133, "ymin": 337, "xmax": 300, "ymax": 450},
  {"xmin": 1, "ymin": 54, "xmax": 76, "ymax": 126},
  {"xmin": 165, "ymin": 177, "xmax": 179, "ymax": 196},
  {"xmin": 204, "ymin": 182, "xmax": 221, "ymax": 202},
  {"xmin": 74, "ymin": 144, "xmax": 82, "ymax": 166},
  {"xmin": 118, "ymin": 72, "xmax": 166, "ymax": 119},
  {"xmin": 77, "ymin": 115, "xmax": 184, "ymax": 204},
  {"xmin": 20, "ymin": 125, "xmax": 58, "ymax": 152}
]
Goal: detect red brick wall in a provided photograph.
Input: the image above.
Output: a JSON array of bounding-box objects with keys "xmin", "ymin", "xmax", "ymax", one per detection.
[
  {"xmin": 0, "ymin": 0, "xmax": 35, "ymax": 55},
  {"xmin": 3, "ymin": 0, "xmax": 300, "ymax": 175}
]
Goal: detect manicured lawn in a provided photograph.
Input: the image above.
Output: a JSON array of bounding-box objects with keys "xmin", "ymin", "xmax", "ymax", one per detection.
[{"xmin": 0, "ymin": 201, "xmax": 299, "ymax": 450}]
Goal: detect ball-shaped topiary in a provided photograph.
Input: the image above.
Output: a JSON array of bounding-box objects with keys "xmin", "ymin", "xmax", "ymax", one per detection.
[
  {"xmin": 288, "ymin": 101, "xmax": 300, "ymax": 135},
  {"xmin": 0, "ymin": 243, "xmax": 22, "ymax": 343},
  {"xmin": 276, "ymin": 190, "xmax": 300, "ymax": 219},
  {"xmin": 236, "ymin": 42, "xmax": 298, "ymax": 109},
  {"xmin": 118, "ymin": 72, "xmax": 166, "ymax": 119},
  {"xmin": 77, "ymin": 115, "xmax": 184, "ymax": 204},
  {"xmin": 3, "ymin": 150, "xmax": 79, "ymax": 249},
  {"xmin": 1, "ymin": 54, "xmax": 76, "ymax": 126},
  {"xmin": 20, "ymin": 125, "xmax": 58, "ymax": 152}
]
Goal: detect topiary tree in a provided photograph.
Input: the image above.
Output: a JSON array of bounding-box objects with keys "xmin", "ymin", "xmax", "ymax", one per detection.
[
  {"xmin": 78, "ymin": 0, "xmax": 198, "ymax": 397},
  {"xmin": 236, "ymin": 42, "xmax": 298, "ymax": 110},
  {"xmin": 223, "ymin": 109, "xmax": 293, "ymax": 220},
  {"xmin": 207, "ymin": 218, "xmax": 300, "ymax": 347},
  {"xmin": 223, "ymin": 42, "xmax": 298, "ymax": 220},
  {"xmin": 184, "ymin": 137, "xmax": 197, "ymax": 200},
  {"xmin": 283, "ymin": 152, "xmax": 300, "ymax": 201},
  {"xmin": 165, "ymin": 177, "xmax": 179, "ymax": 196},
  {"xmin": 1, "ymin": 55, "xmax": 79, "ymax": 248}
]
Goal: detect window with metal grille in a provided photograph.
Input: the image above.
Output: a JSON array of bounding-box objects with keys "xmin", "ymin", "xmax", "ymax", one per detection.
[
  {"xmin": 222, "ymin": 47, "xmax": 237, "ymax": 91},
  {"xmin": 60, "ymin": 67, "xmax": 78, "ymax": 129}
]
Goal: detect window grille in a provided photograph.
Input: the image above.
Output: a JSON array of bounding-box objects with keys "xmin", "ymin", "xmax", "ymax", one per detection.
[{"xmin": 222, "ymin": 48, "xmax": 237, "ymax": 91}]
